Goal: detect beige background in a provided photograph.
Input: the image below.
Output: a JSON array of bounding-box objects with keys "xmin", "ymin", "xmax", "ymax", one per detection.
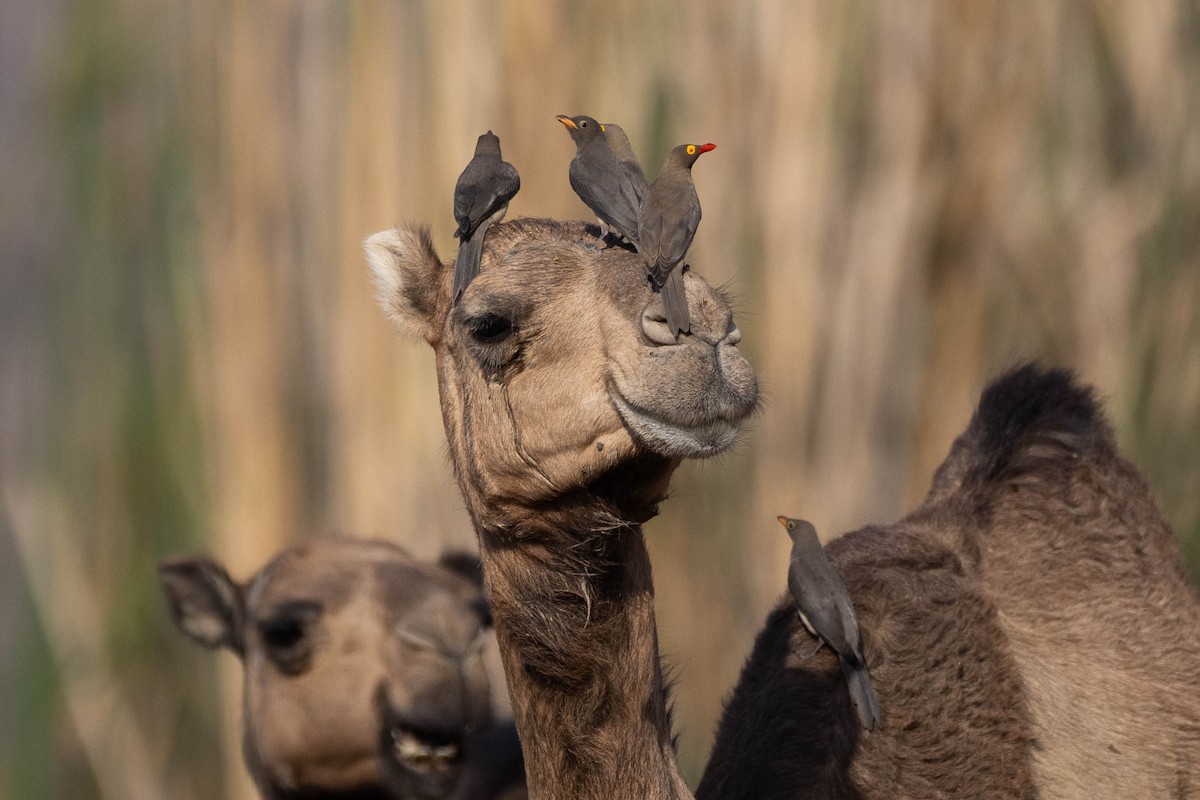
[{"xmin": 1, "ymin": 2, "xmax": 1198, "ymax": 797}]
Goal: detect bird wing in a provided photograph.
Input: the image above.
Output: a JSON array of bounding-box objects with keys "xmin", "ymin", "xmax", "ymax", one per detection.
[
  {"xmin": 455, "ymin": 161, "xmax": 520, "ymax": 239},
  {"xmin": 569, "ymin": 147, "xmax": 642, "ymax": 242},
  {"xmin": 787, "ymin": 533, "xmax": 861, "ymax": 656},
  {"xmin": 639, "ymin": 188, "xmax": 700, "ymax": 288}
]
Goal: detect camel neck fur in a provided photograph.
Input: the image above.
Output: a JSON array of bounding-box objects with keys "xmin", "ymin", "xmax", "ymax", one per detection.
[{"xmin": 471, "ymin": 490, "xmax": 692, "ymax": 800}]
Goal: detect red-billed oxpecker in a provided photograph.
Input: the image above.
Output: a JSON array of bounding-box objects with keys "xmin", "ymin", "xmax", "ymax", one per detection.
[{"xmin": 637, "ymin": 142, "xmax": 715, "ymax": 338}]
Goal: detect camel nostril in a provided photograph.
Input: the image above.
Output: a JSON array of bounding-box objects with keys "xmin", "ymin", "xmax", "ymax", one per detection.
[
  {"xmin": 641, "ymin": 305, "xmax": 683, "ymax": 346},
  {"xmin": 724, "ymin": 324, "xmax": 741, "ymax": 346}
]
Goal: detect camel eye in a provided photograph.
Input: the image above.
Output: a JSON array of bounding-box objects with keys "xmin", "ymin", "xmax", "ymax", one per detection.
[
  {"xmin": 262, "ymin": 616, "xmax": 304, "ymax": 649},
  {"xmin": 259, "ymin": 601, "xmax": 321, "ymax": 665},
  {"xmin": 467, "ymin": 313, "xmax": 514, "ymax": 344}
]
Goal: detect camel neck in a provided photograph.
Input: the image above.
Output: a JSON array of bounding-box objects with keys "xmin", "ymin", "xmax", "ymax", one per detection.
[{"xmin": 476, "ymin": 519, "xmax": 692, "ymax": 800}]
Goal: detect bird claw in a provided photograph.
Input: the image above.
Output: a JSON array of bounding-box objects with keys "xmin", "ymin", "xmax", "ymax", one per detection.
[
  {"xmin": 591, "ymin": 232, "xmax": 613, "ymax": 250},
  {"xmin": 789, "ymin": 627, "xmax": 825, "ymax": 661}
]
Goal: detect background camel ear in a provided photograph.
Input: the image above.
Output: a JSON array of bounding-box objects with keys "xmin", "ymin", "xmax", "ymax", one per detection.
[
  {"xmin": 157, "ymin": 556, "xmax": 246, "ymax": 656},
  {"xmin": 364, "ymin": 226, "xmax": 446, "ymax": 344},
  {"xmin": 438, "ymin": 550, "xmax": 484, "ymax": 588},
  {"xmin": 438, "ymin": 550, "xmax": 493, "ymax": 627}
]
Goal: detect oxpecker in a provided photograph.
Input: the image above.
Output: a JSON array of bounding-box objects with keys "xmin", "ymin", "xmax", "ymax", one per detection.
[
  {"xmin": 779, "ymin": 516, "xmax": 882, "ymax": 730},
  {"xmin": 452, "ymin": 131, "xmax": 520, "ymax": 301},
  {"xmin": 556, "ymin": 114, "xmax": 644, "ymax": 247},
  {"xmin": 637, "ymin": 142, "xmax": 715, "ymax": 337}
]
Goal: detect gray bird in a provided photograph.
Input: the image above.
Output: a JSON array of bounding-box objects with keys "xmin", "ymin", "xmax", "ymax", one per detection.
[
  {"xmin": 637, "ymin": 142, "xmax": 715, "ymax": 337},
  {"xmin": 601, "ymin": 122, "xmax": 646, "ymax": 186},
  {"xmin": 556, "ymin": 114, "xmax": 644, "ymax": 247},
  {"xmin": 779, "ymin": 516, "xmax": 882, "ymax": 730},
  {"xmin": 452, "ymin": 131, "xmax": 520, "ymax": 301}
]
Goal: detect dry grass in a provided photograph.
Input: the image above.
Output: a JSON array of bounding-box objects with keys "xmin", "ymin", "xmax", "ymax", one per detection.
[{"xmin": 1, "ymin": 1, "xmax": 1197, "ymax": 795}]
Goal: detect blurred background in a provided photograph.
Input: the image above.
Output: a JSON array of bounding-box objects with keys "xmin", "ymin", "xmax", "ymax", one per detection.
[{"xmin": 2, "ymin": 1, "xmax": 1198, "ymax": 797}]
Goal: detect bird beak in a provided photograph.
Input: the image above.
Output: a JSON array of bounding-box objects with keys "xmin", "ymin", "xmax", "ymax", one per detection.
[
  {"xmin": 776, "ymin": 516, "xmax": 789, "ymax": 527},
  {"xmin": 699, "ymin": 143, "xmax": 717, "ymax": 154},
  {"xmin": 555, "ymin": 115, "xmax": 577, "ymax": 130}
]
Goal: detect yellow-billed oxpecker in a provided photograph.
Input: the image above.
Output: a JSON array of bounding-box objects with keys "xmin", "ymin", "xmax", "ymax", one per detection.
[
  {"xmin": 556, "ymin": 114, "xmax": 644, "ymax": 248},
  {"xmin": 779, "ymin": 516, "xmax": 882, "ymax": 730},
  {"xmin": 452, "ymin": 130, "xmax": 520, "ymax": 301},
  {"xmin": 600, "ymin": 122, "xmax": 646, "ymax": 188}
]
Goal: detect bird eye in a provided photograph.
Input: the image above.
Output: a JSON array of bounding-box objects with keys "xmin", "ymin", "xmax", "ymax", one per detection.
[
  {"xmin": 580, "ymin": 120, "xmax": 588, "ymax": 128},
  {"xmin": 687, "ymin": 145, "xmax": 697, "ymax": 155},
  {"xmin": 467, "ymin": 313, "xmax": 514, "ymax": 344}
]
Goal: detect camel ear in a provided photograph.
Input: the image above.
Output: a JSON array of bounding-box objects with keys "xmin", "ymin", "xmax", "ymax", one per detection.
[
  {"xmin": 438, "ymin": 550, "xmax": 493, "ymax": 627},
  {"xmin": 157, "ymin": 556, "xmax": 246, "ymax": 656},
  {"xmin": 365, "ymin": 226, "xmax": 447, "ymax": 344},
  {"xmin": 438, "ymin": 550, "xmax": 484, "ymax": 589}
]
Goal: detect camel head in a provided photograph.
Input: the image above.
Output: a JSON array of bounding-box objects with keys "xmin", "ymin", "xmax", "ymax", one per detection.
[
  {"xmin": 366, "ymin": 218, "xmax": 759, "ymax": 532},
  {"xmin": 158, "ymin": 539, "xmax": 495, "ymax": 800}
]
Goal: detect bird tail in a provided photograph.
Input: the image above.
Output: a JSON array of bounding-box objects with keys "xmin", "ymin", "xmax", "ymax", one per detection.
[
  {"xmin": 660, "ymin": 268, "xmax": 691, "ymax": 337},
  {"xmin": 452, "ymin": 226, "xmax": 487, "ymax": 301},
  {"xmin": 842, "ymin": 657, "xmax": 882, "ymax": 731}
]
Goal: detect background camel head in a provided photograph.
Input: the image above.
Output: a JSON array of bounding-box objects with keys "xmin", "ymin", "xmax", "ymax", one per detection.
[
  {"xmin": 366, "ymin": 218, "xmax": 759, "ymax": 529},
  {"xmin": 158, "ymin": 538, "xmax": 495, "ymax": 799}
]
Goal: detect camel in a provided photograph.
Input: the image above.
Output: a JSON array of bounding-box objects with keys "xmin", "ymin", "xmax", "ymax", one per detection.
[
  {"xmin": 367, "ymin": 218, "xmax": 756, "ymax": 799},
  {"xmin": 366, "ymin": 217, "xmax": 1200, "ymax": 799},
  {"xmin": 158, "ymin": 537, "xmax": 527, "ymax": 800},
  {"xmin": 698, "ymin": 364, "xmax": 1200, "ymax": 798}
]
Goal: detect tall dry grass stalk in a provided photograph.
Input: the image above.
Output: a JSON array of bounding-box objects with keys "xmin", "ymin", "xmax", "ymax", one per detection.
[{"xmin": 2, "ymin": 1, "xmax": 1198, "ymax": 795}]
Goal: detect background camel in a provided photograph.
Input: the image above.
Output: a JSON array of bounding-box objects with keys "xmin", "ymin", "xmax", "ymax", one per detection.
[
  {"xmin": 368, "ymin": 219, "xmax": 1200, "ymax": 799},
  {"xmin": 159, "ymin": 537, "xmax": 526, "ymax": 800}
]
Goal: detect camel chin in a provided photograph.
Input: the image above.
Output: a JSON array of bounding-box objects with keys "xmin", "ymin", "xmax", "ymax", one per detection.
[
  {"xmin": 609, "ymin": 387, "xmax": 747, "ymax": 459},
  {"xmin": 608, "ymin": 326, "xmax": 758, "ymax": 459}
]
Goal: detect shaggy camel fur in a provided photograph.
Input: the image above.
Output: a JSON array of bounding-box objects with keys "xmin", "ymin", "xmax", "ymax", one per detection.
[
  {"xmin": 700, "ymin": 365, "xmax": 1200, "ymax": 799},
  {"xmin": 367, "ymin": 218, "xmax": 1200, "ymax": 800},
  {"xmin": 159, "ymin": 538, "xmax": 527, "ymax": 800}
]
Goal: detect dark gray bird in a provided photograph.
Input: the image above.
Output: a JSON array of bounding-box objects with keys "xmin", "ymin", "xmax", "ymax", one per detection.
[
  {"xmin": 556, "ymin": 114, "xmax": 644, "ymax": 247},
  {"xmin": 779, "ymin": 516, "xmax": 882, "ymax": 730},
  {"xmin": 452, "ymin": 131, "xmax": 520, "ymax": 301},
  {"xmin": 637, "ymin": 142, "xmax": 715, "ymax": 337},
  {"xmin": 601, "ymin": 122, "xmax": 646, "ymax": 186}
]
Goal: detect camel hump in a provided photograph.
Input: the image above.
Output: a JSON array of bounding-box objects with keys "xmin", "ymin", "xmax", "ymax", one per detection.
[
  {"xmin": 970, "ymin": 362, "xmax": 1112, "ymax": 477},
  {"xmin": 927, "ymin": 363, "xmax": 1114, "ymax": 504}
]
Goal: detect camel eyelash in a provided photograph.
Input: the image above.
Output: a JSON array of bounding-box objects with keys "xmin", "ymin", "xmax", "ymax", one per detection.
[{"xmin": 466, "ymin": 313, "xmax": 515, "ymax": 344}]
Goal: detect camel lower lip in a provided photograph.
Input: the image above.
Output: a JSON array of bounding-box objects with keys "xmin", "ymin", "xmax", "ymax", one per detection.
[
  {"xmin": 609, "ymin": 388, "xmax": 744, "ymax": 458},
  {"xmin": 389, "ymin": 727, "xmax": 462, "ymax": 774}
]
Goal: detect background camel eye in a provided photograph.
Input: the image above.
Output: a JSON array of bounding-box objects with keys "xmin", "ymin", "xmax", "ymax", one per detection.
[
  {"xmin": 261, "ymin": 616, "xmax": 305, "ymax": 649},
  {"xmin": 467, "ymin": 314, "xmax": 514, "ymax": 344},
  {"xmin": 259, "ymin": 601, "xmax": 320, "ymax": 651}
]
